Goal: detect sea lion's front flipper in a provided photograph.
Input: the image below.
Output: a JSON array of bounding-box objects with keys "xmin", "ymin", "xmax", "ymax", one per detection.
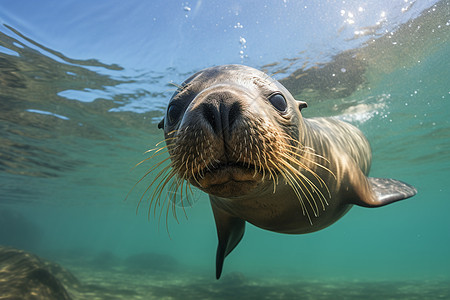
[
  {"xmin": 210, "ymin": 196, "xmax": 245, "ymax": 279},
  {"xmin": 355, "ymin": 177, "xmax": 417, "ymax": 207}
]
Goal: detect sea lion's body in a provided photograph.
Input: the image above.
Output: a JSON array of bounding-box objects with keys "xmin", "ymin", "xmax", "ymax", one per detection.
[
  {"xmin": 156, "ymin": 65, "xmax": 417, "ymax": 279},
  {"xmin": 209, "ymin": 117, "xmax": 371, "ymax": 235}
]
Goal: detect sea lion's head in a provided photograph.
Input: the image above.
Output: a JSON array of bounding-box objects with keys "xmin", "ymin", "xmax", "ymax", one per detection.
[{"xmin": 157, "ymin": 65, "xmax": 309, "ymax": 199}]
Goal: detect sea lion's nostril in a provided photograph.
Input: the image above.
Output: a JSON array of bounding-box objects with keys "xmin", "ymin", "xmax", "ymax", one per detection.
[
  {"xmin": 200, "ymin": 99, "xmax": 242, "ymax": 137},
  {"xmin": 201, "ymin": 102, "xmax": 221, "ymax": 134},
  {"xmin": 227, "ymin": 101, "xmax": 242, "ymax": 130},
  {"xmin": 199, "ymin": 92, "xmax": 242, "ymax": 140}
]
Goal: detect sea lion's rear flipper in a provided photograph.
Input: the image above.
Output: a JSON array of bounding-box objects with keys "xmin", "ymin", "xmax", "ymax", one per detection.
[
  {"xmin": 210, "ymin": 196, "xmax": 245, "ymax": 280},
  {"xmin": 355, "ymin": 177, "xmax": 417, "ymax": 207}
]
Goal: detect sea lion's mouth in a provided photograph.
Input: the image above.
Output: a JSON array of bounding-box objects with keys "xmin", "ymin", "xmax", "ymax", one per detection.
[
  {"xmin": 208, "ymin": 161, "xmax": 257, "ymax": 173},
  {"xmin": 192, "ymin": 162, "xmax": 265, "ymax": 198}
]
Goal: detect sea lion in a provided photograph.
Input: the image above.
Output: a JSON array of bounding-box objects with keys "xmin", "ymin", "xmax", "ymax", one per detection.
[{"xmin": 151, "ymin": 64, "xmax": 417, "ymax": 279}]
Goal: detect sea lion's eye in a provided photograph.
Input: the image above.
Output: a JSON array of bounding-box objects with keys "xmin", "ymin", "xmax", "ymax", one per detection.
[
  {"xmin": 167, "ymin": 103, "xmax": 183, "ymax": 124},
  {"xmin": 268, "ymin": 93, "xmax": 287, "ymax": 112}
]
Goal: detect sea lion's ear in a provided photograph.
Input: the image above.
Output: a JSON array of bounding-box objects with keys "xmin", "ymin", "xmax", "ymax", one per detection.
[
  {"xmin": 297, "ymin": 100, "xmax": 308, "ymax": 111},
  {"xmin": 157, "ymin": 118, "xmax": 164, "ymax": 129}
]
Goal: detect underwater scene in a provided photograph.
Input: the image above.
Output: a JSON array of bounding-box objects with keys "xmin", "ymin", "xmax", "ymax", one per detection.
[{"xmin": 0, "ymin": 0, "xmax": 449, "ymax": 299}]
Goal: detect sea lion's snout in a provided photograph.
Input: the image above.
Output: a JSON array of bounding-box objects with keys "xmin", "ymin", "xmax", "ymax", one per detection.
[
  {"xmin": 177, "ymin": 89, "xmax": 266, "ymax": 198},
  {"xmin": 198, "ymin": 92, "xmax": 243, "ymax": 140}
]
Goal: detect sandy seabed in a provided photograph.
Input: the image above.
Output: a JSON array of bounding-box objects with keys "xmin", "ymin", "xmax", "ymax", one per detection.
[
  {"xmin": 67, "ymin": 268, "xmax": 450, "ymax": 300},
  {"xmin": 1, "ymin": 246, "xmax": 449, "ymax": 300}
]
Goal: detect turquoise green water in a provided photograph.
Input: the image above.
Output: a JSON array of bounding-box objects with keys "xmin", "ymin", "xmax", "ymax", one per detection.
[{"xmin": 0, "ymin": 1, "xmax": 449, "ymax": 298}]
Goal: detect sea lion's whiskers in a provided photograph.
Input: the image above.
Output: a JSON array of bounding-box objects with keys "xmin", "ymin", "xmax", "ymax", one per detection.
[
  {"xmin": 155, "ymin": 135, "xmax": 177, "ymax": 146},
  {"xmin": 129, "ymin": 156, "xmax": 172, "ymax": 207},
  {"xmin": 248, "ymin": 145, "xmax": 254, "ymax": 169},
  {"xmin": 237, "ymin": 152, "xmax": 243, "ymax": 163},
  {"xmin": 178, "ymin": 180, "xmax": 192, "ymax": 217},
  {"xmin": 178, "ymin": 179, "xmax": 190, "ymax": 219},
  {"xmin": 279, "ymin": 136, "xmax": 333, "ymax": 210},
  {"xmin": 133, "ymin": 141, "xmax": 170, "ymax": 168},
  {"xmin": 285, "ymin": 148, "xmax": 335, "ymax": 182},
  {"xmin": 141, "ymin": 169, "xmax": 174, "ymax": 228},
  {"xmin": 135, "ymin": 149, "xmax": 170, "ymax": 167},
  {"xmin": 165, "ymin": 130, "xmax": 180, "ymax": 138},
  {"xmin": 184, "ymin": 155, "xmax": 191, "ymax": 176},
  {"xmin": 190, "ymin": 160, "xmax": 201, "ymax": 186},
  {"xmin": 168, "ymin": 183, "xmax": 178, "ymax": 223},
  {"xmin": 295, "ymin": 164, "xmax": 332, "ymax": 202},
  {"xmin": 280, "ymin": 149, "xmax": 330, "ymax": 194},
  {"xmin": 172, "ymin": 177, "xmax": 185, "ymax": 210},
  {"xmin": 168, "ymin": 82, "xmax": 184, "ymax": 90},
  {"xmin": 150, "ymin": 163, "xmax": 197, "ymax": 229},
  {"xmin": 156, "ymin": 173, "xmax": 179, "ymax": 236},
  {"xmin": 267, "ymin": 158, "xmax": 282, "ymax": 193},
  {"xmin": 282, "ymin": 135, "xmax": 334, "ymax": 167},
  {"xmin": 259, "ymin": 142, "xmax": 269, "ymax": 168},
  {"xmin": 278, "ymin": 149, "xmax": 331, "ymax": 209},
  {"xmin": 282, "ymin": 169, "xmax": 312, "ymax": 224},
  {"xmin": 293, "ymin": 168, "xmax": 329, "ymax": 211},
  {"xmin": 181, "ymin": 179, "xmax": 189, "ymax": 205},
  {"xmin": 268, "ymin": 139, "xmax": 315, "ymax": 219},
  {"xmin": 254, "ymin": 148, "xmax": 264, "ymax": 179},
  {"xmin": 273, "ymin": 135, "xmax": 327, "ymax": 192},
  {"xmin": 281, "ymin": 134, "xmax": 323, "ymax": 157},
  {"xmin": 268, "ymin": 157, "xmax": 289, "ymax": 184},
  {"xmin": 135, "ymin": 167, "xmax": 167, "ymax": 214},
  {"xmin": 199, "ymin": 152, "xmax": 209, "ymax": 178},
  {"xmin": 272, "ymin": 136, "xmax": 325, "ymax": 217},
  {"xmin": 143, "ymin": 145, "xmax": 168, "ymax": 155},
  {"xmin": 278, "ymin": 158, "xmax": 320, "ymax": 217},
  {"xmin": 279, "ymin": 144, "xmax": 333, "ymax": 193},
  {"xmin": 155, "ymin": 173, "xmax": 187, "ymax": 234},
  {"xmin": 167, "ymin": 178, "xmax": 180, "ymax": 223},
  {"xmin": 267, "ymin": 158, "xmax": 280, "ymax": 185},
  {"xmin": 168, "ymin": 176, "xmax": 189, "ymax": 224},
  {"xmin": 286, "ymin": 147, "xmax": 336, "ymax": 181},
  {"xmin": 141, "ymin": 157, "xmax": 172, "ymax": 177},
  {"xmin": 152, "ymin": 169, "xmax": 178, "ymax": 215}
]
